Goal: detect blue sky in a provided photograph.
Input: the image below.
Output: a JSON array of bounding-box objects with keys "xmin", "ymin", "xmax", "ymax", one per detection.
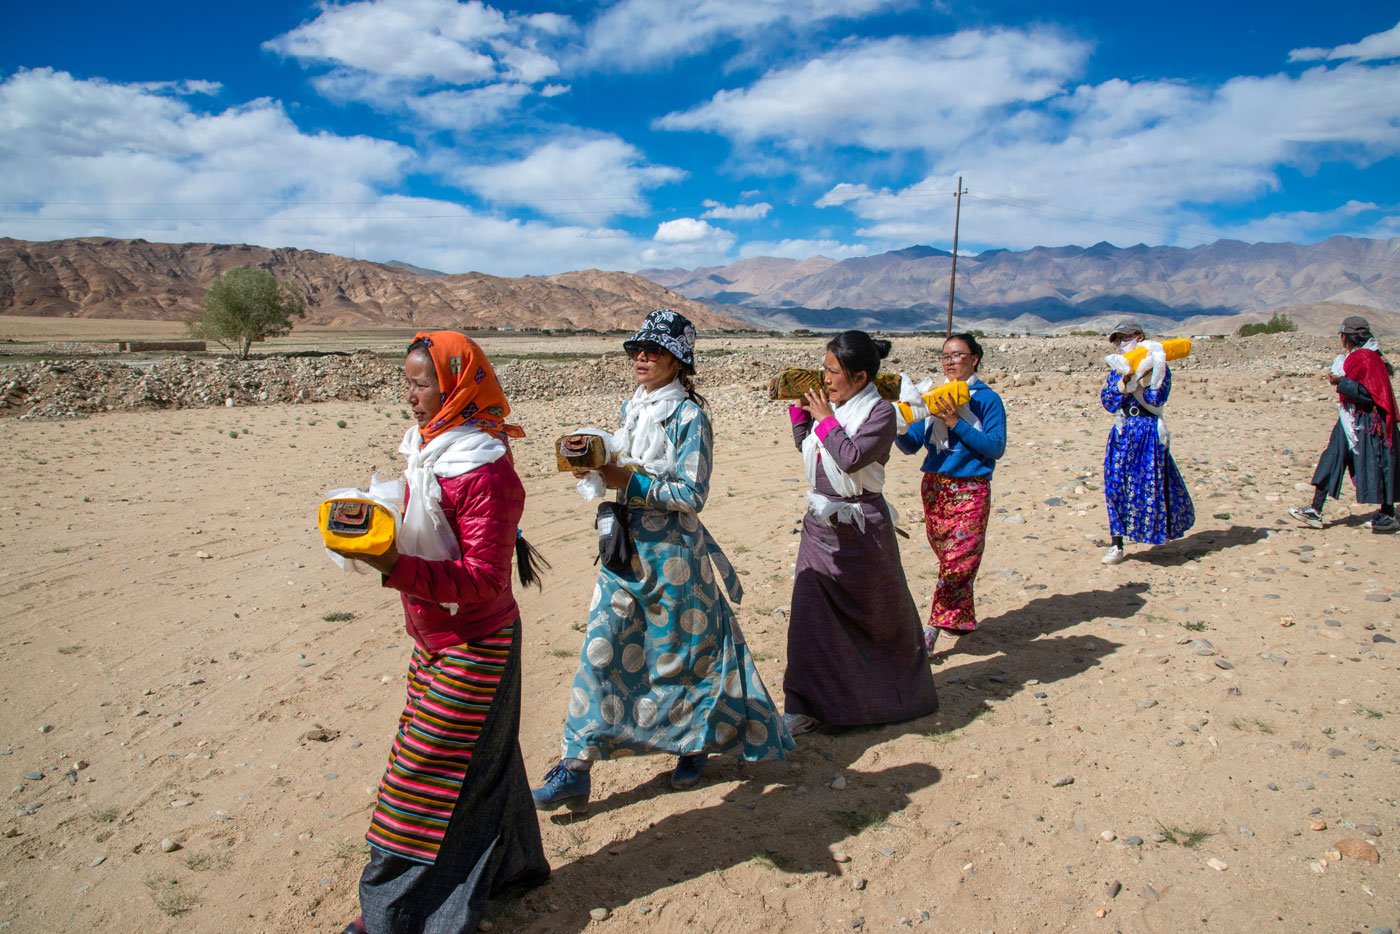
[{"xmin": 2, "ymin": 1, "xmax": 1399, "ymax": 276}]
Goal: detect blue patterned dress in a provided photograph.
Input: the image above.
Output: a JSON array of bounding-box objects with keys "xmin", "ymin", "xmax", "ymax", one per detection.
[
  {"xmin": 1101, "ymin": 368, "xmax": 1195, "ymax": 544},
  {"xmin": 559, "ymin": 398, "xmax": 792, "ymax": 763}
]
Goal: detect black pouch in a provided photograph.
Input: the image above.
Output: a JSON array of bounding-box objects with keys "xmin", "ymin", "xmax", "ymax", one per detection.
[{"xmin": 595, "ymin": 501, "xmax": 634, "ymax": 574}]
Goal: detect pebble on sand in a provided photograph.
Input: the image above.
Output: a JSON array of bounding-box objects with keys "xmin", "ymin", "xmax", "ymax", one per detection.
[
  {"xmin": 161, "ymin": 837, "xmax": 179, "ymax": 853},
  {"xmin": 1207, "ymin": 858, "xmax": 1228, "ymax": 872},
  {"xmin": 1335, "ymin": 838, "xmax": 1380, "ymax": 863},
  {"xmin": 1050, "ymin": 776, "xmax": 1075, "ymax": 787},
  {"xmin": 589, "ymin": 907, "xmax": 610, "ymax": 922}
]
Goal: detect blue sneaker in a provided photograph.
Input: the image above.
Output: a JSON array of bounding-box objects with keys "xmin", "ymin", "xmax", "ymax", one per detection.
[
  {"xmin": 670, "ymin": 753, "xmax": 708, "ymax": 790},
  {"xmin": 532, "ymin": 762, "xmax": 590, "ymax": 812}
]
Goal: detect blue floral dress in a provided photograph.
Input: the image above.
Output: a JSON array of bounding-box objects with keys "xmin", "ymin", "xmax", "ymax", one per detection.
[
  {"xmin": 559, "ymin": 398, "xmax": 792, "ymax": 763},
  {"xmin": 1101, "ymin": 368, "xmax": 1195, "ymax": 544}
]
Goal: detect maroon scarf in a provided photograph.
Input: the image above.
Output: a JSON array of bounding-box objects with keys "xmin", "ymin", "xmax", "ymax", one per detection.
[{"xmin": 1342, "ymin": 348, "xmax": 1398, "ymax": 446}]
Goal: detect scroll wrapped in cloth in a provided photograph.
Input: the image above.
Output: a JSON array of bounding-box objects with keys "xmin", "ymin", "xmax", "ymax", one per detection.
[
  {"xmin": 556, "ymin": 432, "xmax": 610, "ymax": 472},
  {"xmin": 893, "ymin": 377, "xmax": 971, "ymax": 432},
  {"xmin": 318, "ymin": 498, "xmax": 397, "ymax": 557},
  {"xmin": 769, "ymin": 368, "xmax": 902, "ymax": 401},
  {"xmin": 1106, "ymin": 338, "xmax": 1191, "ymax": 389}
]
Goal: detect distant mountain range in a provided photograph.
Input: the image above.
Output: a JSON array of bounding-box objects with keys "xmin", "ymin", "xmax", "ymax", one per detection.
[
  {"xmin": 0, "ymin": 237, "xmax": 744, "ymax": 332},
  {"xmin": 639, "ymin": 236, "xmax": 1400, "ymax": 334}
]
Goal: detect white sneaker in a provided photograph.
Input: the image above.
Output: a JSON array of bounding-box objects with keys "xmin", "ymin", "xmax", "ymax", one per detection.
[{"xmin": 1101, "ymin": 545, "xmax": 1126, "ymax": 565}]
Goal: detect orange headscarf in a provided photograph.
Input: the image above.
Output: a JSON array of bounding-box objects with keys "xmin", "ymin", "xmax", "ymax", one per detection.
[{"xmin": 410, "ymin": 331, "xmax": 525, "ymax": 445}]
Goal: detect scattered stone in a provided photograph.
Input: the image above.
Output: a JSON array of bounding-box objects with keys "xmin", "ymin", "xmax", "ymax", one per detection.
[
  {"xmin": 1364, "ymin": 594, "xmax": 1391, "ymax": 603},
  {"xmin": 23, "ymin": 772, "xmax": 42, "ymax": 781},
  {"xmin": 1143, "ymin": 884, "xmax": 1160, "ymax": 902},
  {"xmin": 1100, "ymin": 831, "xmax": 1116, "ymax": 842},
  {"xmin": 1207, "ymin": 858, "xmax": 1228, "ymax": 872},
  {"xmin": 1357, "ymin": 824, "xmax": 1382, "ymax": 837},
  {"xmin": 478, "ymin": 921, "xmax": 493, "ymax": 932},
  {"xmin": 1050, "ymin": 776, "xmax": 1075, "ymax": 787},
  {"xmin": 832, "ymin": 851, "xmax": 851, "ymax": 863},
  {"xmin": 1325, "ymin": 619, "xmax": 1341, "ymax": 628},
  {"xmin": 1150, "ymin": 832, "xmax": 1167, "ymax": 843},
  {"xmin": 829, "ymin": 774, "xmax": 847, "ymax": 790},
  {"xmin": 589, "ymin": 907, "xmax": 610, "ymax": 922},
  {"xmin": 1123, "ymin": 836, "xmax": 1143, "ymax": 847},
  {"xmin": 1106, "ymin": 880, "xmax": 1121, "ymax": 898},
  {"xmin": 40, "ymin": 724, "xmax": 53, "ymax": 734},
  {"xmin": 1335, "ymin": 838, "xmax": 1380, "ymax": 862},
  {"xmin": 1137, "ymin": 700, "xmax": 1158, "ymax": 709},
  {"xmin": 1240, "ymin": 827, "xmax": 1254, "ymax": 836},
  {"xmin": 1214, "ymin": 659, "xmax": 1234, "ymax": 670},
  {"xmin": 1189, "ymin": 639, "xmax": 1216, "ymax": 656},
  {"xmin": 850, "ymin": 874, "xmax": 867, "ymax": 891},
  {"xmin": 160, "ymin": 837, "xmax": 179, "ymax": 853},
  {"xmin": 1373, "ymin": 634, "xmax": 1396, "ymax": 644},
  {"xmin": 1311, "ymin": 820, "xmax": 1327, "ymax": 831},
  {"xmin": 875, "ymin": 846, "xmax": 895, "ymax": 857},
  {"xmin": 88, "ymin": 856, "xmax": 106, "ymax": 868}
]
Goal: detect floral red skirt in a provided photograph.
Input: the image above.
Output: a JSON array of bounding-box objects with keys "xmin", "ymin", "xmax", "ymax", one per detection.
[{"xmin": 920, "ymin": 473, "xmax": 992, "ymax": 632}]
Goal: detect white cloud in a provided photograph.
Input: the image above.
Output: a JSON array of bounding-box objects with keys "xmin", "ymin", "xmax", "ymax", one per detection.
[
  {"xmin": 654, "ymin": 217, "xmax": 724, "ymax": 243},
  {"xmin": 701, "ymin": 199, "xmax": 771, "ymax": 220},
  {"xmin": 738, "ymin": 238, "xmax": 871, "ymax": 259},
  {"xmin": 1213, "ymin": 200, "xmax": 1382, "ymax": 244},
  {"xmin": 641, "ymin": 218, "xmax": 736, "ymax": 267},
  {"xmin": 0, "ymin": 69, "xmax": 680, "ymax": 277},
  {"xmin": 266, "ymin": 0, "xmax": 566, "ymax": 127},
  {"xmin": 807, "ymin": 47, "xmax": 1400, "ymax": 251},
  {"xmin": 1289, "ymin": 21, "xmax": 1400, "ymax": 62},
  {"xmin": 449, "ymin": 136, "xmax": 684, "ymax": 222},
  {"xmin": 658, "ymin": 29, "xmax": 1089, "ymax": 152},
  {"xmin": 584, "ymin": 0, "xmax": 905, "ymax": 70}
]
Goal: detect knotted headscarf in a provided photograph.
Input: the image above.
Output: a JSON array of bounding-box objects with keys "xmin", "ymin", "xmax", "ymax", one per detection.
[{"xmin": 410, "ymin": 331, "xmax": 524, "ymax": 445}]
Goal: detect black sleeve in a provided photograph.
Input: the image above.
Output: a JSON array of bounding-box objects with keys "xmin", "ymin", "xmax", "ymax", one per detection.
[{"xmin": 1337, "ymin": 377, "xmax": 1374, "ymax": 408}]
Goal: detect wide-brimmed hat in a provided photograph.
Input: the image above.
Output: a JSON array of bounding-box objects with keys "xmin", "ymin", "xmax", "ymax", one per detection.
[
  {"xmin": 1108, "ymin": 318, "xmax": 1146, "ymax": 341},
  {"xmin": 1340, "ymin": 315, "xmax": 1372, "ymax": 337},
  {"xmin": 623, "ymin": 308, "xmax": 696, "ymax": 367}
]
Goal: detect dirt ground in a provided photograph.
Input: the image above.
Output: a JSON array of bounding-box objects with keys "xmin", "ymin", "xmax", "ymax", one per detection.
[{"xmin": 0, "ymin": 326, "xmax": 1396, "ymax": 933}]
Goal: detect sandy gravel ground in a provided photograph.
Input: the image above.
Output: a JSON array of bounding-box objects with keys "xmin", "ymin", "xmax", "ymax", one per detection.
[{"xmin": 0, "ymin": 341, "xmax": 1396, "ymax": 933}]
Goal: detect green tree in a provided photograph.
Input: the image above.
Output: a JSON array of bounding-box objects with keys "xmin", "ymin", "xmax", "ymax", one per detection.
[
  {"xmin": 1236, "ymin": 312, "xmax": 1297, "ymax": 337},
  {"xmin": 189, "ymin": 267, "xmax": 307, "ymax": 358}
]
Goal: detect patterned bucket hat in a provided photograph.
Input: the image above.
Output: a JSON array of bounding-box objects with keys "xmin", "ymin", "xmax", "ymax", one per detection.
[{"xmin": 623, "ymin": 308, "xmax": 697, "ymax": 367}]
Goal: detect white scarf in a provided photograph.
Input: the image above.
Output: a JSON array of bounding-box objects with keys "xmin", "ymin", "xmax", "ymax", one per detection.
[
  {"xmin": 1332, "ymin": 338, "xmax": 1381, "ymax": 452},
  {"xmin": 1110, "ymin": 339, "xmax": 1170, "ymax": 444},
  {"xmin": 927, "ymin": 374, "xmax": 984, "ymax": 453},
  {"xmin": 397, "ymin": 425, "xmax": 506, "ymax": 561},
  {"xmin": 611, "ymin": 379, "xmax": 687, "ymax": 477},
  {"xmin": 801, "ymin": 382, "xmax": 887, "ymax": 529}
]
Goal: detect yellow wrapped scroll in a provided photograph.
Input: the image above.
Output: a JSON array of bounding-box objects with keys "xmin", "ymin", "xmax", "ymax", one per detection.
[
  {"xmin": 769, "ymin": 368, "xmax": 902, "ymax": 401},
  {"xmin": 1121, "ymin": 338, "xmax": 1191, "ymax": 371},
  {"xmin": 318, "ymin": 498, "xmax": 396, "ymax": 557},
  {"xmin": 894, "ymin": 379, "xmax": 970, "ymax": 426}
]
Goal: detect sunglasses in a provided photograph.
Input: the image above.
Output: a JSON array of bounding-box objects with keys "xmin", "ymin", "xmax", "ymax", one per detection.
[{"xmin": 628, "ymin": 344, "xmax": 669, "ymax": 360}]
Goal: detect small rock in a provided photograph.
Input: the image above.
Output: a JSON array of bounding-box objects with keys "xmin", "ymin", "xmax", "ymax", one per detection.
[
  {"xmin": 1335, "ymin": 838, "xmax": 1380, "ymax": 862},
  {"xmin": 830, "ymin": 774, "xmax": 847, "ymax": 790},
  {"xmin": 589, "ymin": 907, "xmax": 610, "ymax": 922},
  {"xmin": 1311, "ymin": 820, "xmax": 1328, "ymax": 831},
  {"xmin": 1167, "ymin": 738, "xmax": 1184, "ymax": 747},
  {"xmin": 1137, "ymin": 700, "xmax": 1158, "ymax": 709},
  {"xmin": 1189, "ymin": 639, "xmax": 1216, "ymax": 656},
  {"xmin": 161, "ymin": 837, "xmax": 179, "ymax": 853},
  {"xmin": 195, "ymin": 551, "xmax": 211, "ymax": 560},
  {"xmin": 1095, "ymin": 908, "xmax": 1108, "ymax": 919},
  {"xmin": 1150, "ymin": 833, "xmax": 1167, "ymax": 843},
  {"xmin": 1357, "ymin": 824, "xmax": 1382, "ymax": 837},
  {"xmin": 1207, "ymin": 858, "xmax": 1228, "ymax": 871},
  {"xmin": 1106, "ymin": 880, "xmax": 1121, "ymax": 898},
  {"xmin": 478, "ymin": 921, "xmax": 494, "ymax": 932},
  {"xmin": 1123, "ymin": 836, "xmax": 1143, "ymax": 847},
  {"xmin": 1050, "ymin": 775, "xmax": 1075, "ymax": 787},
  {"xmin": 1364, "ymin": 594, "xmax": 1391, "ymax": 603},
  {"xmin": 88, "ymin": 856, "xmax": 106, "ymax": 868},
  {"xmin": 39, "ymin": 724, "xmax": 53, "ymax": 734},
  {"xmin": 832, "ymin": 850, "xmax": 851, "ymax": 863},
  {"xmin": 1373, "ymin": 634, "xmax": 1396, "ymax": 644},
  {"xmin": 1100, "ymin": 830, "xmax": 1116, "ymax": 842},
  {"xmin": 849, "ymin": 874, "xmax": 866, "ymax": 891},
  {"xmin": 1240, "ymin": 827, "xmax": 1255, "ymax": 837},
  {"xmin": 23, "ymin": 772, "xmax": 42, "ymax": 781},
  {"xmin": 1214, "ymin": 659, "xmax": 1234, "ymax": 670},
  {"xmin": 875, "ymin": 846, "xmax": 895, "ymax": 857}
]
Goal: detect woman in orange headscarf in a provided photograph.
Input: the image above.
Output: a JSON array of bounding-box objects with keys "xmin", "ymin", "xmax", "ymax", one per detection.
[{"xmin": 328, "ymin": 332, "xmax": 549, "ymax": 934}]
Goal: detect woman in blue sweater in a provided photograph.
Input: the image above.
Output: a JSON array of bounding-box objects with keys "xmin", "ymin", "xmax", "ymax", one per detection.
[{"xmin": 895, "ymin": 334, "xmax": 1007, "ymax": 653}]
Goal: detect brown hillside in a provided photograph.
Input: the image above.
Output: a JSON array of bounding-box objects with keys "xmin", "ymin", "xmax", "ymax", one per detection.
[{"xmin": 0, "ymin": 237, "xmax": 748, "ymax": 331}]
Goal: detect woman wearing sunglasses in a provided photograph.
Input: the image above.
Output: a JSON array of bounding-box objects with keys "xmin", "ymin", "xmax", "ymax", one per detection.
[
  {"xmin": 895, "ymin": 333, "xmax": 1006, "ymax": 657},
  {"xmin": 532, "ymin": 309, "xmax": 790, "ymax": 812}
]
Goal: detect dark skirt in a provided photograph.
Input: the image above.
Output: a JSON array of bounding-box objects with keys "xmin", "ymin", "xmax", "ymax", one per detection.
[
  {"xmin": 1312, "ymin": 413, "xmax": 1400, "ymax": 504},
  {"xmin": 359, "ymin": 623, "xmax": 548, "ymax": 934},
  {"xmin": 784, "ymin": 492, "xmax": 938, "ymax": 727}
]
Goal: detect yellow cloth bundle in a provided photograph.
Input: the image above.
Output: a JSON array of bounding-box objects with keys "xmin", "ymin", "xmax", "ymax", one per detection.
[
  {"xmin": 769, "ymin": 368, "xmax": 902, "ymax": 401},
  {"xmin": 1106, "ymin": 338, "xmax": 1192, "ymax": 383},
  {"xmin": 318, "ymin": 498, "xmax": 396, "ymax": 557},
  {"xmin": 894, "ymin": 379, "xmax": 970, "ymax": 427},
  {"xmin": 1120, "ymin": 338, "xmax": 1191, "ymax": 371}
]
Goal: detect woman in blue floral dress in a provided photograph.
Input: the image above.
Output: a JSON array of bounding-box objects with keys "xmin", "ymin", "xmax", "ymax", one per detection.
[
  {"xmin": 1099, "ymin": 320, "xmax": 1195, "ymax": 565},
  {"xmin": 532, "ymin": 310, "xmax": 791, "ymax": 812}
]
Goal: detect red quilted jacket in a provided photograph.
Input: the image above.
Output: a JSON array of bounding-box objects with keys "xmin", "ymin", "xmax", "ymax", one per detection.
[{"xmin": 383, "ymin": 456, "xmax": 524, "ymax": 651}]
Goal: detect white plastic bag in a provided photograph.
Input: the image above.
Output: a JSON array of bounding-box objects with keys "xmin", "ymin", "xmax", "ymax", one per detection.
[
  {"xmin": 323, "ymin": 473, "xmax": 404, "ymax": 574},
  {"xmin": 563, "ymin": 428, "xmax": 615, "ymax": 502}
]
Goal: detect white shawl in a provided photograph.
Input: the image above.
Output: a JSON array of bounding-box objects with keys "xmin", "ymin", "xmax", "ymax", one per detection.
[
  {"xmin": 397, "ymin": 425, "xmax": 506, "ymax": 562},
  {"xmin": 801, "ymin": 382, "xmax": 886, "ymax": 529},
  {"xmin": 611, "ymin": 379, "xmax": 687, "ymax": 477}
]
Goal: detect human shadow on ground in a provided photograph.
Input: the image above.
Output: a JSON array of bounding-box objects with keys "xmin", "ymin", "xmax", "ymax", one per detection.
[
  {"xmin": 498, "ymin": 585, "xmax": 1139, "ymax": 930},
  {"xmin": 933, "ymin": 581, "xmax": 1148, "ymax": 663},
  {"xmin": 1122, "ymin": 523, "xmax": 1269, "ymax": 568}
]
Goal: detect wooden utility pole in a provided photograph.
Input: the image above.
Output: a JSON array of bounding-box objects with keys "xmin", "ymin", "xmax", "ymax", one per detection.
[{"xmin": 946, "ymin": 176, "xmax": 967, "ymax": 337}]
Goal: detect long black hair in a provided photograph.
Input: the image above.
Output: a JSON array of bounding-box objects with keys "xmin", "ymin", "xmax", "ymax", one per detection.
[
  {"xmin": 825, "ymin": 330, "xmax": 892, "ymax": 387},
  {"xmin": 679, "ymin": 360, "xmax": 707, "ymax": 408},
  {"xmin": 945, "ymin": 332, "xmax": 985, "ymax": 372}
]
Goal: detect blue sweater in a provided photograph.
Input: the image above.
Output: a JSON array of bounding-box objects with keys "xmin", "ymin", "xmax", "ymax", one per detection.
[{"xmin": 895, "ymin": 383, "xmax": 1007, "ymax": 478}]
